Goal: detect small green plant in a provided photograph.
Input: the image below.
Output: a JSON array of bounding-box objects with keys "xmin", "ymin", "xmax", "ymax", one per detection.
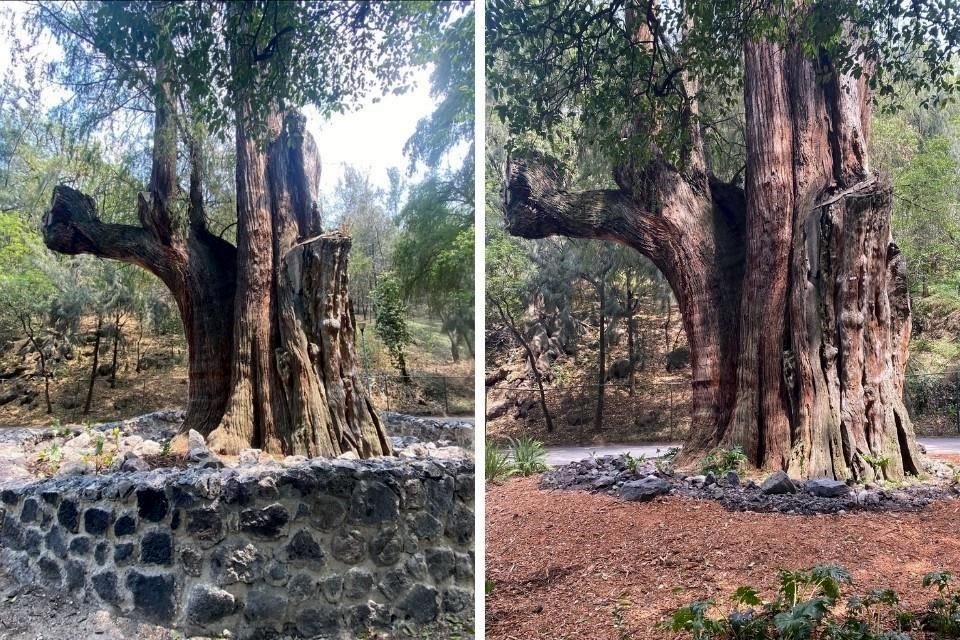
[
  {"xmin": 624, "ymin": 452, "xmax": 645, "ymax": 474},
  {"xmin": 922, "ymin": 570, "xmax": 960, "ymax": 634},
  {"xmin": 509, "ymin": 436, "xmax": 548, "ymax": 476},
  {"xmin": 655, "ymin": 446, "xmax": 680, "ymax": 474},
  {"xmin": 663, "ymin": 565, "xmax": 947, "ymax": 640},
  {"xmin": 862, "ymin": 453, "xmax": 890, "ymax": 477},
  {"xmin": 159, "ymin": 438, "xmax": 172, "ymax": 457},
  {"xmin": 50, "ymin": 418, "xmax": 72, "ymax": 439},
  {"xmin": 699, "ymin": 446, "xmax": 747, "ymax": 476},
  {"xmin": 485, "ymin": 440, "xmax": 516, "ymax": 482},
  {"xmin": 612, "ymin": 594, "xmax": 634, "ymax": 640},
  {"xmin": 83, "ymin": 430, "xmax": 117, "ymax": 474},
  {"xmin": 36, "ymin": 441, "xmax": 63, "ymax": 475}
]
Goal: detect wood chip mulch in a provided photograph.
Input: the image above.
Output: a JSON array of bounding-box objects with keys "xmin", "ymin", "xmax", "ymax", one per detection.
[{"xmin": 485, "ymin": 476, "xmax": 960, "ymax": 640}]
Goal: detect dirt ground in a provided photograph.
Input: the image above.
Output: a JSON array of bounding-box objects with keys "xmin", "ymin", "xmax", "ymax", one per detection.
[{"xmin": 485, "ymin": 476, "xmax": 960, "ymax": 640}]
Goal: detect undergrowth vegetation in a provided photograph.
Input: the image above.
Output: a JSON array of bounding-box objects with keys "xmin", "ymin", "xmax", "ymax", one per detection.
[
  {"xmin": 485, "ymin": 436, "xmax": 549, "ymax": 482},
  {"xmin": 509, "ymin": 436, "xmax": 548, "ymax": 476},
  {"xmin": 665, "ymin": 565, "xmax": 960, "ymax": 639},
  {"xmin": 699, "ymin": 446, "xmax": 748, "ymax": 476}
]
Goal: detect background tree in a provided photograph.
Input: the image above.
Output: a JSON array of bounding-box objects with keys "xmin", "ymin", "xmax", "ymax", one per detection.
[
  {"xmin": 489, "ymin": 0, "xmax": 960, "ymax": 480},
  {"xmin": 371, "ymin": 272, "xmax": 412, "ymax": 383},
  {"xmin": 0, "ymin": 213, "xmax": 57, "ymax": 413},
  {"xmin": 394, "ymin": 9, "xmax": 476, "ymax": 363}
]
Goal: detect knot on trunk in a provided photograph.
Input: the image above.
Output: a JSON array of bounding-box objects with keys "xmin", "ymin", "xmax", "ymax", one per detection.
[
  {"xmin": 504, "ymin": 152, "xmax": 569, "ymax": 239},
  {"xmin": 43, "ymin": 185, "xmax": 100, "ymax": 254}
]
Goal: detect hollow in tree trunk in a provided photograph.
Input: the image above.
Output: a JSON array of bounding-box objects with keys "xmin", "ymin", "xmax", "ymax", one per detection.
[{"xmin": 503, "ymin": 24, "xmax": 921, "ymax": 481}]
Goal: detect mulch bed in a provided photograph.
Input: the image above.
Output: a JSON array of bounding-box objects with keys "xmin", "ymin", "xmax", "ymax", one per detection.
[{"xmin": 486, "ymin": 475, "xmax": 960, "ymax": 640}]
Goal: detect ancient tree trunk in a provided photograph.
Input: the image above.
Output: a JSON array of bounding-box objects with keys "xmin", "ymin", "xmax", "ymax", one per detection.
[
  {"xmin": 503, "ymin": 30, "xmax": 921, "ymax": 481},
  {"xmin": 42, "ymin": 66, "xmax": 389, "ymax": 457}
]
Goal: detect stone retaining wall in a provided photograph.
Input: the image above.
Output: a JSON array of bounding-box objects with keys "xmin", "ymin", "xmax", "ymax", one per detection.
[{"xmin": 0, "ymin": 457, "xmax": 474, "ymax": 639}]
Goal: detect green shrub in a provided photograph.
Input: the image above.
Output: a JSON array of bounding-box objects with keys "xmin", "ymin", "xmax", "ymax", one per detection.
[
  {"xmin": 699, "ymin": 446, "xmax": 747, "ymax": 476},
  {"xmin": 509, "ymin": 436, "xmax": 548, "ymax": 476},
  {"xmin": 624, "ymin": 452, "xmax": 645, "ymax": 474},
  {"xmin": 485, "ymin": 440, "xmax": 516, "ymax": 482},
  {"xmin": 664, "ymin": 565, "xmax": 960, "ymax": 639}
]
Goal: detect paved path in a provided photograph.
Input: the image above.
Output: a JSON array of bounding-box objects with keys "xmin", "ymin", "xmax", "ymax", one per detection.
[{"xmin": 545, "ymin": 437, "xmax": 960, "ymax": 466}]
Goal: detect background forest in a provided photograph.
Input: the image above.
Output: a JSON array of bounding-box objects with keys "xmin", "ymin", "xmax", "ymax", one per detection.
[
  {"xmin": 0, "ymin": 3, "xmax": 474, "ymax": 426},
  {"xmin": 486, "ymin": 90, "xmax": 960, "ymax": 444}
]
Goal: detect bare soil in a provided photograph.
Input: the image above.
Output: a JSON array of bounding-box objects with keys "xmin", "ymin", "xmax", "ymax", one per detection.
[
  {"xmin": 486, "ymin": 475, "xmax": 960, "ymax": 640},
  {"xmin": 0, "ymin": 318, "xmax": 189, "ymax": 428}
]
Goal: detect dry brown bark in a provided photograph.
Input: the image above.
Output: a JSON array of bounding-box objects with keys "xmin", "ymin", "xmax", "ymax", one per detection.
[
  {"xmin": 504, "ymin": 26, "xmax": 919, "ymax": 481},
  {"xmin": 41, "ymin": 68, "xmax": 388, "ymax": 457}
]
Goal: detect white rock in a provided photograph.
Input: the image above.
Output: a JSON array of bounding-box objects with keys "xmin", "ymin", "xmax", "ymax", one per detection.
[
  {"xmin": 120, "ymin": 435, "xmax": 143, "ymax": 449},
  {"xmin": 282, "ymin": 455, "xmax": 308, "ymax": 467},
  {"xmin": 239, "ymin": 449, "xmax": 263, "ymax": 467},
  {"xmin": 60, "ymin": 461, "xmax": 90, "ymax": 476},
  {"xmin": 187, "ymin": 429, "xmax": 206, "ymax": 450},
  {"xmin": 337, "ymin": 451, "xmax": 359, "ymax": 460},
  {"xmin": 133, "ymin": 440, "xmax": 162, "ymax": 457},
  {"xmin": 63, "ymin": 432, "xmax": 91, "ymax": 450}
]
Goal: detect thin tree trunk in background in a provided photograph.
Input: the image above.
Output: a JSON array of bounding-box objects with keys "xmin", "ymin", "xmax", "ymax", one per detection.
[
  {"xmin": 109, "ymin": 309, "xmax": 121, "ymax": 388},
  {"xmin": 594, "ymin": 279, "xmax": 606, "ymax": 432},
  {"xmin": 496, "ymin": 299, "xmax": 554, "ymax": 432},
  {"xmin": 462, "ymin": 326, "xmax": 474, "ymax": 357},
  {"xmin": 626, "ymin": 282, "xmax": 637, "ymax": 395},
  {"xmin": 84, "ymin": 315, "xmax": 102, "ymax": 415},
  {"xmin": 135, "ymin": 311, "xmax": 143, "ymax": 373},
  {"xmin": 21, "ymin": 316, "xmax": 51, "ymax": 414},
  {"xmin": 449, "ymin": 334, "xmax": 460, "ymax": 362}
]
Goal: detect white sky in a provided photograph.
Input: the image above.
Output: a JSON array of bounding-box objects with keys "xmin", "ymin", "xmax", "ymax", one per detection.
[{"xmin": 305, "ymin": 70, "xmax": 436, "ymax": 201}]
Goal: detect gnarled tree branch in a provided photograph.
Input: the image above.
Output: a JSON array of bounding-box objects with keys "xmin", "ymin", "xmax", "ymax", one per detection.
[{"xmin": 43, "ymin": 185, "xmax": 182, "ymax": 285}]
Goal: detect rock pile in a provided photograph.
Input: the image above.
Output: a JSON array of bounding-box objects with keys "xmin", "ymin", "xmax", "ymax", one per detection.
[
  {"xmin": 540, "ymin": 453, "xmax": 960, "ymax": 514},
  {"xmin": 0, "ymin": 411, "xmax": 474, "ymax": 483},
  {"xmin": 381, "ymin": 413, "xmax": 473, "ymax": 448}
]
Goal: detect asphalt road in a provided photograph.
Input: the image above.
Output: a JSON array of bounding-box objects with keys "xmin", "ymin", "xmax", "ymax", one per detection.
[{"xmin": 545, "ymin": 437, "xmax": 960, "ymax": 466}]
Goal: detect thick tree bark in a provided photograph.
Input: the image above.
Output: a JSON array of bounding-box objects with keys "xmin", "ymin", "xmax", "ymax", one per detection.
[{"xmin": 503, "ymin": 31, "xmax": 921, "ymax": 481}]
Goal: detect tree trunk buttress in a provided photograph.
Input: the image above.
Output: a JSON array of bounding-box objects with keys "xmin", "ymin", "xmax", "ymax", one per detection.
[{"xmin": 503, "ymin": 33, "xmax": 920, "ymax": 481}]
